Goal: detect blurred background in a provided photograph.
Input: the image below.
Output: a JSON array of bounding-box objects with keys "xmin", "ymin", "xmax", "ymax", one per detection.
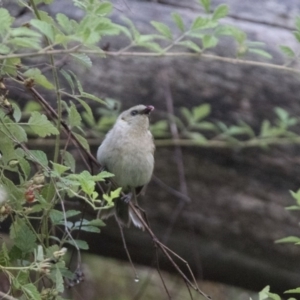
[{"xmin": 3, "ymin": 0, "xmax": 300, "ymax": 299}]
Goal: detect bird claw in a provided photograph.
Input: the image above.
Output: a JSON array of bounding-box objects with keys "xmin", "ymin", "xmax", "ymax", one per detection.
[{"xmin": 121, "ymin": 193, "xmax": 132, "ymax": 204}]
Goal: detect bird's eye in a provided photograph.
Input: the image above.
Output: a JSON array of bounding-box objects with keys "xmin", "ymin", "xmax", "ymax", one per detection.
[{"xmin": 131, "ymin": 110, "xmax": 138, "ymax": 116}]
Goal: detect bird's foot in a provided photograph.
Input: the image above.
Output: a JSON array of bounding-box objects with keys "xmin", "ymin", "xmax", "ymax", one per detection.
[{"xmin": 121, "ymin": 192, "xmax": 132, "ymax": 204}]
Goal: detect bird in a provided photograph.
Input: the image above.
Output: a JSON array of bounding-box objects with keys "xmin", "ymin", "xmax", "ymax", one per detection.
[{"xmin": 97, "ymin": 104, "xmax": 155, "ymax": 229}]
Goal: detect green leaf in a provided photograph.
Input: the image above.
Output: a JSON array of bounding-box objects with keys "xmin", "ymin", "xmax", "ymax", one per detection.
[
  {"xmin": 258, "ymin": 286, "xmax": 270, "ymax": 300},
  {"xmin": 1, "ymin": 120, "xmax": 27, "ymax": 143},
  {"xmin": 279, "ymin": 45, "xmax": 295, "ymax": 58},
  {"xmin": 0, "ymin": 44, "xmax": 10, "ymax": 54},
  {"xmin": 93, "ymin": 170, "xmax": 114, "ymax": 181},
  {"xmin": 73, "ymin": 97, "xmax": 95, "ymax": 124},
  {"xmin": 199, "ymin": 0, "xmax": 211, "ymax": 13},
  {"xmin": 11, "ymin": 27, "xmax": 41, "ymax": 38},
  {"xmin": 68, "ymin": 103, "xmax": 82, "ymax": 128},
  {"xmin": 191, "ymin": 17, "xmax": 209, "ymax": 30},
  {"xmin": 51, "ymin": 162, "xmax": 70, "ymax": 175},
  {"xmin": 275, "ymin": 236, "xmax": 300, "ymax": 244},
  {"xmin": 180, "ymin": 107, "xmax": 193, "ymax": 123},
  {"xmin": 24, "ymin": 101, "xmax": 42, "ymax": 113},
  {"xmin": 178, "ymin": 40, "xmax": 201, "ymax": 52},
  {"xmin": 171, "ymin": 12, "xmax": 185, "ymax": 32},
  {"xmin": 28, "ymin": 111, "xmax": 59, "ymax": 137},
  {"xmin": 8, "ymin": 37, "xmax": 41, "ymax": 50},
  {"xmin": 30, "ymin": 19, "xmax": 54, "ymax": 42},
  {"xmin": 248, "ymin": 48, "xmax": 272, "ymax": 59},
  {"xmin": 67, "ymin": 239, "xmax": 89, "ymax": 250},
  {"xmin": 56, "ymin": 13, "xmax": 73, "ymax": 34},
  {"xmin": 0, "ymin": 243, "xmax": 10, "ymax": 267},
  {"xmin": 212, "ymin": 4, "xmax": 229, "ymax": 21},
  {"xmin": 71, "ymin": 53, "xmax": 92, "ymax": 68},
  {"xmin": 61, "ymin": 150, "xmax": 76, "ymax": 173},
  {"xmin": 0, "ymin": 57, "xmax": 21, "ymax": 76},
  {"xmin": 95, "ymin": 2, "xmax": 113, "ymax": 15},
  {"xmin": 202, "ymin": 35, "xmax": 218, "ymax": 49},
  {"xmin": 151, "ymin": 21, "xmax": 173, "ymax": 40},
  {"xmin": 13, "ymin": 221, "xmax": 37, "ymax": 253},
  {"xmin": 192, "ymin": 104, "xmax": 211, "ymax": 121},
  {"xmin": 12, "ymin": 103, "xmax": 21, "ymax": 122},
  {"xmin": 290, "ymin": 189, "xmax": 300, "ymax": 205},
  {"xmin": 81, "ymin": 92, "xmax": 106, "ymax": 105},
  {"xmin": 79, "ymin": 226, "xmax": 100, "ymax": 233},
  {"xmin": 0, "ymin": 8, "xmax": 14, "ymax": 33},
  {"xmin": 73, "ymin": 132, "xmax": 90, "ymax": 151},
  {"xmin": 285, "ymin": 288, "xmax": 300, "ymax": 294},
  {"xmin": 294, "ymin": 31, "xmax": 300, "ymax": 43},
  {"xmin": 22, "ymin": 283, "xmax": 41, "ymax": 300},
  {"xmin": 50, "ymin": 209, "xmax": 64, "ymax": 225},
  {"xmin": 27, "ymin": 150, "xmax": 48, "ymax": 167},
  {"xmin": 88, "ymin": 219, "xmax": 106, "ymax": 227},
  {"xmin": 23, "ymin": 68, "xmax": 54, "ymax": 90}
]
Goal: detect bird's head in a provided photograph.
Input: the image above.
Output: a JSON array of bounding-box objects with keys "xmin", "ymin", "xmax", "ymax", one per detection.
[{"xmin": 118, "ymin": 105, "xmax": 154, "ymax": 129}]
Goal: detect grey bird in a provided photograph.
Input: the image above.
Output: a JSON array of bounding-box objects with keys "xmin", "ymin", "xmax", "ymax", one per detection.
[{"xmin": 97, "ymin": 104, "xmax": 155, "ymax": 229}]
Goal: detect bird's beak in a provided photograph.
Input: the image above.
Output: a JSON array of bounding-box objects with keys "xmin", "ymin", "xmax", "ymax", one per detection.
[{"xmin": 141, "ymin": 105, "xmax": 154, "ymax": 115}]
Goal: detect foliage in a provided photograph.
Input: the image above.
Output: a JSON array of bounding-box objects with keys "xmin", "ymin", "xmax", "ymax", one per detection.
[{"xmin": 0, "ymin": 0, "xmax": 299, "ymax": 299}]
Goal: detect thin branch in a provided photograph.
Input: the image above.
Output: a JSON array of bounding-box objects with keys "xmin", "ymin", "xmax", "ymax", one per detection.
[
  {"xmin": 117, "ymin": 218, "xmax": 139, "ymax": 282},
  {"xmin": 1, "ymin": 48, "xmax": 299, "ymax": 74},
  {"xmin": 0, "ymin": 291, "xmax": 18, "ymax": 300}
]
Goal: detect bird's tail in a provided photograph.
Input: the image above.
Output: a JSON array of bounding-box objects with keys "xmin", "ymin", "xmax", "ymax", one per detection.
[{"xmin": 98, "ymin": 198, "xmax": 144, "ymax": 230}]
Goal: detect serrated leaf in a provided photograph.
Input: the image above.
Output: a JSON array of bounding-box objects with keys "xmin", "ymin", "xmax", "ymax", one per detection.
[
  {"xmin": 51, "ymin": 162, "xmax": 70, "ymax": 175},
  {"xmin": 28, "ymin": 112, "xmax": 59, "ymax": 137},
  {"xmin": 23, "ymin": 68, "xmax": 54, "ymax": 89},
  {"xmin": 73, "ymin": 132, "xmax": 90, "ymax": 151},
  {"xmin": 95, "ymin": 2, "xmax": 113, "ymax": 15},
  {"xmin": 191, "ymin": 17, "xmax": 209, "ymax": 30},
  {"xmin": 27, "ymin": 150, "xmax": 48, "ymax": 167},
  {"xmin": 202, "ymin": 35, "xmax": 218, "ymax": 49},
  {"xmin": 0, "ymin": 8, "xmax": 14, "ymax": 33},
  {"xmin": 248, "ymin": 48, "xmax": 272, "ymax": 59},
  {"xmin": 68, "ymin": 103, "xmax": 82, "ymax": 128},
  {"xmin": 199, "ymin": 0, "xmax": 211, "ymax": 13},
  {"xmin": 13, "ymin": 221, "xmax": 37, "ymax": 253},
  {"xmin": 11, "ymin": 27, "xmax": 41, "ymax": 38},
  {"xmin": 71, "ymin": 53, "xmax": 92, "ymax": 68},
  {"xmin": 93, "ymin": 170, "xmax": 114, "ymax": 181},
  {"xmin": 151, "ymin": 21, "xmax": 172, "ymax": 40},
  {"xmin": 61, "ymin": 150, "xmax": 76, "ymax": 173},
  {"xmin": 0, "ymin": 57, "xmax": 21, "ymax": 76},
  {"xmin": 56, "ymin": 13, "xmax": 73, "ymax": 34},
  {"xmin": 178, "ymin": 40, "xmax": 201, "ymax": 52},
  {"xmin": 50, "ymin": 209, "xmax": 64, "ymax": 225},
  {"xmin": 279, "ymin": 45, "xmax": 295, "ymax": 58},
  {"xmin": 171, "ymin": 12, "xmax": 185, "ymax": 32},
  {"xmin": 22, "ymin": 283, "xmax": 41, "ymax": 300},
  {"xmin": 212, "ymin": 4, "xmax": 229, "ymax": 21},
  {"xmin": 30, "ymin": 19, "xmax": 54, "ymax": 42},
  {"xmin": 60, "ymin": 69, "xmax": 75, "ymax": 93}
]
